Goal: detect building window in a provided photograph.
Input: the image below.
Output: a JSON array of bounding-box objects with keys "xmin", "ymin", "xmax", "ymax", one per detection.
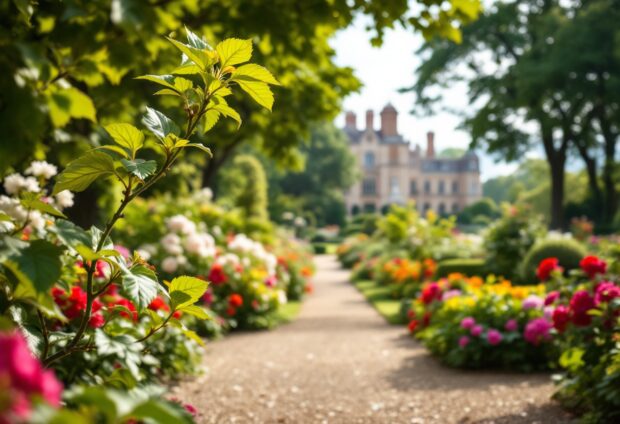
[
  {"xmin": 409, "ymin": 180, "xmax": 418, "ymax": 195},
  {"xmin": 438, "ymin": 203, "xmax": 446, "ymax": 215},
  {"xmin": 470, "ymin": 181, "xmax": 478, "ymax": 195},
  {"xmin": 351, "ymin": 205, "xmax": 360, "ymax": 215},
  {"xmin": 363, "ymin": 203, "xmax": 376, "ymax": 213},
  {"xmin": 438, "ymin": 181, "xmax": 445, "ymax": 194},
  {"xmin": 389, "ymin": 176, "xmax": 400, "ymax": 195},
  {"xmin": 389, "ymin": 146, "xmax": 398, "ymax": 165},
  {"xmin": 363, "ymin": 152, "xmax": 375, "ymax": 168},
  {"xmin": 424, "ymin": 181, "xmax": 431, "ymax": 194},
  {"xmin": 452, "ymin": 181, "xmax": 459, "ymax": 194},
  {"xmin": 423, "ymin": 202, "xmax": 431, "ymax": 212},
  {"xmin": 452, "ymin": 203, "xmax": 459, "ymax": 213},
  {"xmin": 362, "ymin": 178, "xmax": 376, "ymax": 195}
]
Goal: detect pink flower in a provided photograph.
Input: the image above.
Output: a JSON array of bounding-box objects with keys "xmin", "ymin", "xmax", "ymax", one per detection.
[
  {"xmin": 114, "ymin": 245, "xmax": 131, "ymax": 259},
  {"xmin": 470, "ymin": 325, "xmax": 483, "ymax": 337},
  {"xmin": 441, "ymin": 289, "xmax": 462, "ymax": 301},
  {"xmin": 487, "ymin": 329, "xmax": 503, "ymax": 346},
  {"xmin": 544, "ymin": 291, "xmax": 560, "ymax": 306},
  {"xmin": 580, "ymin": 255, "xmax": 607, "ymax": 279},
  {"xmin": 504, "ymin": 319, "xmax": 518, "ymax": 332},
  {"xmin": 264, "ymin": 275, "xmax": 277, "ymax": 288},
  {"xmin": 524, "ymin": 318, "xmax": 553, "ymax": 345},
  {"xmin": 595, "ymin": 282, "xmax": 620, "ymax": 304},
  {"xmin": 522, "ymin": 295, "xmax": 544, "ymax": 310},
  {"xmin": 460, "ymin": 317, "xmax": 475, "ymax": 330},
  {"xmin": 458, "ymin": 336, "xmax": 470, "ymax": 348},
  {"xmin": 37, "ymin": 370, "xmax": 63, "ymax": 406}
]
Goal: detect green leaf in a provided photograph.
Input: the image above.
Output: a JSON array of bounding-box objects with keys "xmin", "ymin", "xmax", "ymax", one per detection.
[
  {"xmin": 4, "ymin": 240, "xmax": 64, "ymax": 292},
  {"xmin": 185, "ymin": 26, "xmax": 211, "ymax": 50},
  {"xmin": 119, "ymin": 262, "xmax": 158, "ymax": 310},
  {"xmin": 153, "ymin": 89, "xmax": 181, "ymax": 97},
  {"xmin": 97, "ymin": 145, "xmax": 131, "ymax": 158},
  {"xmin": 120, "ymin": 159, "xmax": 157, "ymax": 180},
  {"xmin": 168, "ymin": 275, "xmax": 208, "ymax": 309},
  {"xmin": 236, "ymin": 80, "xmax": 274, "ymax": 111},
  {"xmin": 180, "ymin": 327, "xmax": 204, "ymax": 346},
  {"xmin": 202, "ymin": 108, "xmax": 220, "ymax": 134},
  {"xmin": 216, "ymin": 38, "xmax": 252, "ymax": 67},
  {"xmin": 179, "ymin": 304, "xmax": 210, "ymax": 320},
  {"xmin": 104, "ymin": 123, "xmax": 144, "ymax": 157},
  {"xmin": 20, "ymin": 192, "xmax": 67, "ymax": 219},
  {"xmin": 130, "ymin": 398, "xmax": 195, "ymax": 423},
  {"xmin": 166, "ymin": 37, "xmax": 212, "ymax": 70},
  {"xmin": 171, "ymin": 63, "xmax": 202, "ymax": 75},
  {"xmin": 143, "ymin": 107, "xmax": 179, "ymax": 141},
  {"xmin": 49, "ymin": 220, "xmax": 91, "ymax": 251},
  {"xmin": 185, "ymin": 143, "xmax": 213, "ymax": 157},
  {"xmin": 135, "ymin": 74, "xmax": 177, "ymax": 91},
  {"xmin": 0, "ymin": 212, "xmax": 11, "ymax": 221},
  {"xmin": 46, "ymin": 87, "xmax": 97, "ymax": 128},
  {"xmin": 53, "ymin": 151, "xmax": 115, "ymax": 195},
  {"xmin": 174, "ymin": 77, "xmax": 193, "ymax": 93},
  {"xmin": 212, "ymin": 103, "xmax": 241, "ymax": 128},
  {"xmin": 231, "ymin": 64, "xmax": 281, "ymax": 86}
]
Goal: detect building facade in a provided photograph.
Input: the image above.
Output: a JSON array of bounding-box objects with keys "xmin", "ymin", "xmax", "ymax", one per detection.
[{"xmin": 343, "ymin": 104, "xmax": 482, "ymax": 215}]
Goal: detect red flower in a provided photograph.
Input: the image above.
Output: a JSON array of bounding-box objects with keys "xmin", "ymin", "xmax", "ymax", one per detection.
[
  {"xmin": 569, "ymin": 290, "xmax": 596, "ymax": 326},
  {"xmin": 408, "ymin": 320, "xmax": 419, "ymax": 333},
  {"xmin": 552, "ymin": 305, "xmax": 570, "ymax": 333},
  {"xmin": 172, "ymin": 310, "xmax": 183, "ymax": 319},
  {"xmin": 225, "ymin": 306, "xmax": 237, "ymax": 316},
  {"xmin": 422, "ymin": 311, "xmax": 432, "ymax": 327},
  {"xmin": 536, "ymin": 257, "xmax": 562, "ymax": 281},
  {"xmin": 208, "ymin": 264, "xmax": 228, "ymax": 285},
  {"xmin": 114, "ymin": 298, "xmax": 138, "ymax": 322},
  {"xmin": 52, "ymin": 286, "xmax": 87, "ymax": 320},
  {"xmin": 228, "ymin": 293, "xmax": 243, "ymax": 308},
  {"xmin": 148, "ymin": 296, "xmax": 170, "ymax": 312},
  {"xmin": 88, "ymin": 313, "xmax": 105, "ymax": 328},
  {"xmin": 420, "ymin": 283, "xmax": 442, "ymax": 305},
  {"xmin": 580, "ymin": 255, "xmax": 607, "ymax": 279}
]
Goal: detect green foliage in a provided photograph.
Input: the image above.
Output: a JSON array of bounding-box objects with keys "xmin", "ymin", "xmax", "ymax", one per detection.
[
  {"xmin": 483, "ymin": 204, "xmax": 546, "ymax": 281},
  {"xmin": 435, "ymin": 258, "xmax": 487, "ymax": 278},
  {"xmin": 456, "ymin": 197, "xmax": 500, "ymax": 225},
  {"xmin": 520, "ymin": 239, "xmax": 587, "ymax": 284},
  {"xmin": 218, "ymin": 155, "xmax": 269, "ymax": 221}
]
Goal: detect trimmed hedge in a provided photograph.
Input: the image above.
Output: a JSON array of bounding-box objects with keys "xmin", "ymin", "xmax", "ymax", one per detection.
[
  {"xmin": 435, "ymin": 258, "xmax": 487, "ymax": 278},
  {"xmin": 520, "ymin": 238, "xmax": 587, "ymax": 284}
]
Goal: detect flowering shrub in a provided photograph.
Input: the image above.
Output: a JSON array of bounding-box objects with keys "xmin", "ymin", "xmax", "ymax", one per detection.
[
  {"xmin": 407, "ymin": 273, "xmax": 558, "ymax": 370},
  {"xmin": 0, "ymin": 29, "xmax": 280, "ymax": 423},
  {"xmin": 372, "ymin": 256, "xmax": 436, "ymax": 298}
]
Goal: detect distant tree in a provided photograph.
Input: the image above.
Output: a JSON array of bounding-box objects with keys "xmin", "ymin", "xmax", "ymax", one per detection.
[
  {"xmin": 438, "ymin": 147, "xmax": 465, "ymax": 158},
  {"xmin": 218, "ymin": 155, "xmax": 268, "ymax": 221},
  {"xmin": 457, "ymin": 197, "xmax": 500, "ymax": 224}
]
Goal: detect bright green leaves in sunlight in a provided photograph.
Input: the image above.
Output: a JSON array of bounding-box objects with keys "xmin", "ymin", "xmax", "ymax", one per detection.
[
  {"xmin": 104, "ymin": 123, "xmax": 145, "ymax": 158},
  {"xmin": 53, "ymin": 151, "xmax": 115, "ymax": 195},
  {"xmin": 169, "ymin": 275, "xmax": 208, "ymax": 310},
  {"xmin": 3, "ymin": 239, "xmax": 64, "ymax": 293},
  {"xmin": 216, "ymin": 38, "xmax": 252, "ymax": 68},
  {"xmin": 45, "ymin": 86, "xmax": 97, "ymax": 128},
  {"xmin": 20, "ymin": 192, "xmax": 67, "ymax": 219},
  {"xmin": 142, "ymin": 107, "xmax": 180, "ymax": 141},
  {"xmin": 119, "ymin": 261, "xmax": 159, "ymax": 311},
  {"xmin": 120, "ymin": 159, "xmax": 157, "ymax": 180}
]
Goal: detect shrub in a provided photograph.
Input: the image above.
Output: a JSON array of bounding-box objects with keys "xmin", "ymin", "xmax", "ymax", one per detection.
[
  {"xmin": 313, "ymin": 243, "xmax": 327, "ymax": 254},
  {"xmin": 435, "ymin": 259, "xmax": 487, "ymax": 278},
  {"xmin": 520, "ymin": 238, "xmax": 587, "ymax": 284},
  {"xmin": 483, "ymin": 204, "xmax": 546, "ymax": 280}
]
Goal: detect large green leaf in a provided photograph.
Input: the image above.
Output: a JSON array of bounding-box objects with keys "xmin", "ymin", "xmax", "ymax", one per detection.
[
  {"xmin": 185, "ymin": 26, "xmax": 211, "ymax": 50},
  {"xmin": 216, "ymin": 38, "xmax": 252, "ymax": 67},
  {"xmin": 52, "ymin": 151, "xmax": 115, "ymax": 194},
  {"xmin": 166, "ymin": 37, "xmax": 212, "ymax": 70},
  {"xmin": 142, "ymin": 107, "xmax": 179, "ymax": 141},
  {"xmin": 179, "ymin": 304, "xmax": 210, "ymax": 320},
  {"xmin": 119, "ymin": 262, "xmax": 158, "ymax": 310},
  {"xmin": 46, "ymin": 87, "xmax": 97, "ymax": 128},
  {"xmin": 49, "ymin": 220, "xmax": 91, "ymax": 251},
  {"xmin": 104, "ymin": 123, "xmax": 144, "ymax": 157},
  {"xmin": 236, "ymin": 80, "xmax": 274, "ymax": 111},
  {"xmin": 4, "ymin": 240, "xmax": 64, "ymax": 292},
  {"xmin": 20, "ymin": 192, "xmax": 66, "ymax": 218},
  {"xmin": 231, "ymin": 64, "xmax": 281, "ymax": 86},
  {"xmin": 168, "ymin": 275, "xmax": 208, "ymax": 309},
  {"xmin": 202, "ymin": 108, "xmax": 220, "ymax": 134},
  {"xmin": 212, "ymin": 102, "xmax": 241, "ymax": 128},
  {"xmin": 120, "ymin": 159, "xmax": 157, "ymax": 180},
  {"xmin": 134, "ymin": 74, "xmax": 177, "ymax": 91}
]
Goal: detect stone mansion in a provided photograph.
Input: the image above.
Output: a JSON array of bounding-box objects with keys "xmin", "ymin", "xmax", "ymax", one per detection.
[{"xmin": 343, "ymin": 104, "xmax": 481, "ymax": 215}]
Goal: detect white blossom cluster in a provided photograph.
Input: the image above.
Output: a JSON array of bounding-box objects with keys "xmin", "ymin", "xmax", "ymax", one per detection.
[
  {"xmin": 155, "ymin": 214, "xmax": 217, "ymax": 273},
  {"xmin": 228, "ymin": 234, "xmax": 278, "ymax": 276},
  {"xmin": 0, "ymin": 161, "xmax": 74, "ymax": 233}
]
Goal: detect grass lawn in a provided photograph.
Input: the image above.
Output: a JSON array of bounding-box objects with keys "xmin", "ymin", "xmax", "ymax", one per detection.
[{"xmin": 352, "ymin": 280, "xmax": 406, "ymax": 325}]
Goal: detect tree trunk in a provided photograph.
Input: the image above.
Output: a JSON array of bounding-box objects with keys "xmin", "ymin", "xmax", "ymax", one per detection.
[
  {"xmin": 574, "ymin": 141, "xmax": 603, "ymax": 220},
  {"xmin": 540, "ymin": 121, "xmax": 567, "ymax": 230},
  {"xmin": 600, "ymin": 122, "xmax": 618, "ymax": 225}
]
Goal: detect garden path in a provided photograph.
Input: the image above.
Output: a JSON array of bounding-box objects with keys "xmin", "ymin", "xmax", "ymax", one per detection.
[{"xmin": 174, "ymin": 255, "xmax": 574, "ymax": 424}]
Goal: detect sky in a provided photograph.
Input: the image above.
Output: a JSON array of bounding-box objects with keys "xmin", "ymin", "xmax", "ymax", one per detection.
[{"xmin": 330, "ymin": 16, "xmax": 519, "ymax": 181}]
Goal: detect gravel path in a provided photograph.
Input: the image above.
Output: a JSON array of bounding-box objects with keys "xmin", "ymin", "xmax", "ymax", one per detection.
[{"xmin": 174, "ymin": 255, "xmax": 574, "ymax": 424}]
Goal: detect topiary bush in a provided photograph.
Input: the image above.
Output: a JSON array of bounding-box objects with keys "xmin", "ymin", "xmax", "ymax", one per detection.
[
  {"xmin": 520, "ymin": 238, "xmax": 587, "ymax": 284},
  {"xmin": 435, "ymin": 259, "xmax": 487, "ymax": 278}
]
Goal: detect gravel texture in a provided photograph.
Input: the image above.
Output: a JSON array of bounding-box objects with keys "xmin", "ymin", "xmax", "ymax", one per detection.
[{"xmin": 173, "ymin": 255, "xmax": 575, "ymax": 424}]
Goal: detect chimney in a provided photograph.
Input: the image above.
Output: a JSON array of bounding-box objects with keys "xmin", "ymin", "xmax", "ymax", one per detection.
[
  {"xmin": 426, "ymin": 131, "xmax": 435, "ymax": 157},
  {"xmin": 380, "ymin": 103, "xmax": 398, "ymax": 136},
  {"xmin": 365, "ymin": 110, "xmax": 374, "ymax": 131},
  {"xmin": 345, "ymin": 111, "xmax": 357, "ymax": 129}
]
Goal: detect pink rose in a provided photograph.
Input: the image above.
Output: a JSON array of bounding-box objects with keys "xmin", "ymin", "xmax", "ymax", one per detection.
[
  {"xmin": 460, "ymin": 317, "xmax": 475, "ymax": 330},
  {"xmin": 504, "ymin": 319, "xmax": 518, "ymax": 332},
  {"xmin": 458, "ymin": 336, "xmax": 470, "ymax": 348},
  {"xmin": 470, "ymin": 324, "xmax": 483, "ymax": 337},
  {"xmin": 487, "ymin": 329, "xmax": 503, "ymax": 346}
]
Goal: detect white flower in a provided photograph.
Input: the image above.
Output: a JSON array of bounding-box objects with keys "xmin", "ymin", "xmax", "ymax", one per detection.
[
  {"xmin": 161, "ymin": 257, "xmax": 179, "ymax": 273},
  {"xmin": 28, "ymin": 211, "xmax": 46, "ymax": 231},
  {"xmin": 0, "ymin": 195, "xmax": 27, "ymax": 221},
  {"xmin": 3, "ymin": 174, "xmax": 40, "ymax": 195},
  {"xmin": 277, "ymin": 290, "xmax": 288, "ymax": 305},
  {"xmin": 282, "ymin": 211, "xmax": 294, "ymax": 221},
  {"xmin": 166, "ymin": 214, "xmax": 196, "ymax": 235},
  {"xmin": 136, "ymin": 248, "xmax": 152, "ymax": 261},
  {"xmin": 25, "ymin": 161, "xmax": 58, "ymax": 179},
  {"xmin": 176, "ymin": 255, "xmax": 188, "ymax": 266},
  {"xmin": 161, "ymin": 233, "xmax": 182, "ymax": 255},
  {"xmin": 293, "ymin": 217, "xmax": 306, "ymax": 227},
  {"xmin": 194, "ymin": 188, "xmax": 213, "ymax": 203},
  {"xmin": 54, "ymin": 190, "xmax": 74, "ymax": 209},
  {"xmin": 212, "ymin": 226, "xmax": 222, "ymax": 237}
]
